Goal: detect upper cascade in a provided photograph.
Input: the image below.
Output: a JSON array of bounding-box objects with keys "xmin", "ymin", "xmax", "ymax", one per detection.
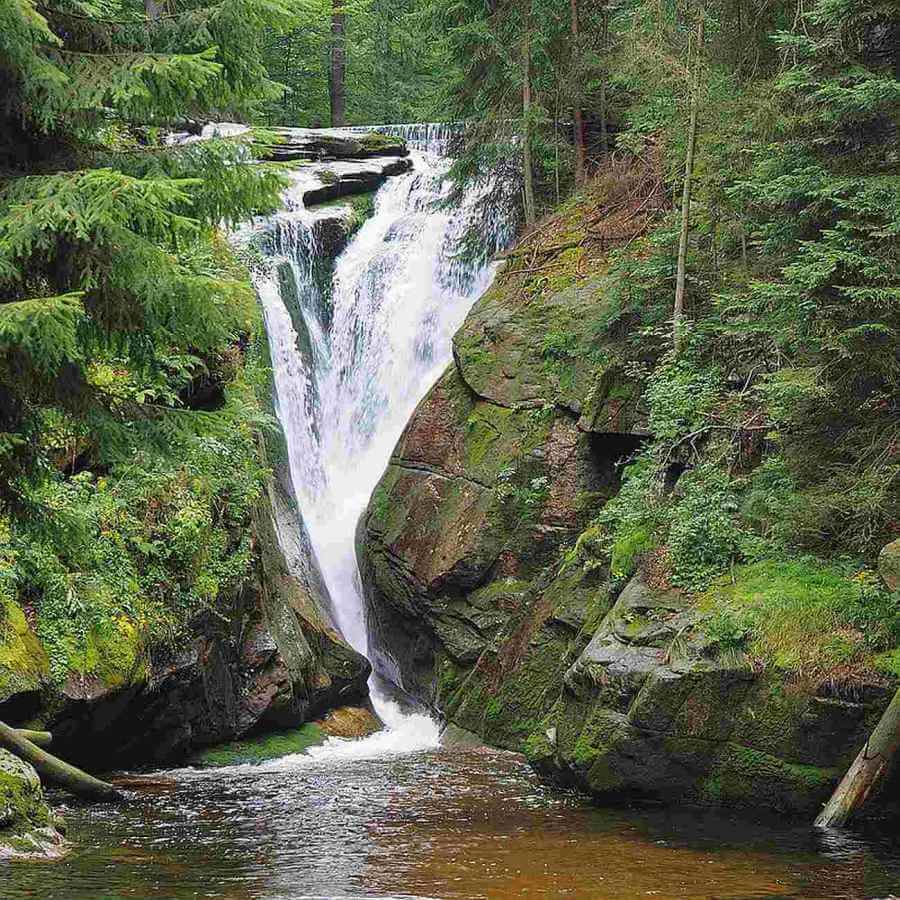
[
  {"xmin": 344, "ymin": 122, "xmax": 463, "ymax": 156},
  {"xmin": 240, "ymin": 129, "xmax": 516, "ymax": 720}
]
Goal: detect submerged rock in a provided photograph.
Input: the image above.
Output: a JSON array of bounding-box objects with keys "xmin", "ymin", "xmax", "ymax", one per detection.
[{"xmin": 0, "ymin": 750, "xmax": 67, "ymax": 860}]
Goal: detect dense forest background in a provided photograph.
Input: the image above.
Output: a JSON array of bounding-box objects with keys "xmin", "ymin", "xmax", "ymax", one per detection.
[{"xmin": 0, "ymin": 0, "xmax": 898, "ymax": 703}]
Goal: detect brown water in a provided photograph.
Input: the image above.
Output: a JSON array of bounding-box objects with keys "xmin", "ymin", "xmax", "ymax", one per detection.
[{"xmin": 3, "ymin": 744, "xmax": 899, "ymax": 899}]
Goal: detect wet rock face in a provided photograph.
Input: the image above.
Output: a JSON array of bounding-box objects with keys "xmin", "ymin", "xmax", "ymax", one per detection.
[
  {"xmin": 359, "ymin": 262, "xmax": 895, "ymax": 818},
  {"xmin": 0, "ymin": 478, "xmax": 369, "ymax": 771},
  {"xmin": 534, "ymin": 572, "xmax": 892, "ymax": 815},
  {"xmin": 360, "ymin": 269, "xmax": 646, "ymax": 729},
  {"xmin": 360, "ymin": 361, "xmax": 637, "ymax": 704},
  {"xmin": 300, "ymin": 158, "xmax": 412, "ymax": 206},
  {"xmin": 0, "ymin": 750, "xmax": 67, "ymax": 860}
]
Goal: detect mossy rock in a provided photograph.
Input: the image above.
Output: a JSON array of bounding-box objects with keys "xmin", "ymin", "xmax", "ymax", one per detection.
[
  {"xmin": 0, "ymin": 599, "xmax": 49, "ymax": 704},
  {"xmin": 698, "ymin": 742, "xmax": 838, "ymax": 814},
  {"xmin": 453, "ymin": 275, "xmax": 610, "ymax": 412},
  {"xmin": 190, "ymin": 723, "xmax": 328, "ymax": 768},
  {"xmin": 0, "ymin": 750, "xmax": 66, "ymax": 859},
  {"xmin": 65, "ymin": 617, "xmax": 147, "ymax": 692},
  {"xmin": 356, "ymin": 132, "xmax": 407, "ymax": 156},
  {"xmin": 317, "ymin": 705, "xmax": 381, "ymax": 738}
]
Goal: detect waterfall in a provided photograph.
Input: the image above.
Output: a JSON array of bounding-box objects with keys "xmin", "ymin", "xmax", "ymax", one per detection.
[
  {"xmin": 345, "ymin": 122, "xmax": 463, "ymax": 156},
  {"xmin": 248, "ymin": 136, "xmax": 514, "ymax": 746}
]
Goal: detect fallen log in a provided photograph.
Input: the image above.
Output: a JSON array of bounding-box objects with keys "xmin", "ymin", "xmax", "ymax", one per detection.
[
  {"xmin": 14, "ymin": 729, "xmax": 52, "ymax": 747},
  {"xmin": 0, "ymin": 720, "xmax": 123, "ymax": 802},
  {"xmin": 814, "ymin": 688, "xmax": 900, "ymax": 828}
]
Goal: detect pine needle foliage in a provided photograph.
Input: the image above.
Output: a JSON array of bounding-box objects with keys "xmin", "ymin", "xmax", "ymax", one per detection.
[{"xmin": 0, "ymin": 0, "xmax": 297, "ymax": 679}]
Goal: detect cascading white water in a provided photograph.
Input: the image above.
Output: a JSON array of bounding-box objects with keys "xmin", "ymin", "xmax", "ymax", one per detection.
[
  {"xmin": 251, "ymin": 138, "xmax": 514, "ymax": 754},
  {"xmin": 345, "ymin": 122, "xmax": 462, "ymax": 156}
]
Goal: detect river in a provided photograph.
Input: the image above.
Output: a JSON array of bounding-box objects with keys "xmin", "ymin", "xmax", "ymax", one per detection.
[{"xmin": 5, "ymin": 738, "xmax": 900, "ymax": 899}]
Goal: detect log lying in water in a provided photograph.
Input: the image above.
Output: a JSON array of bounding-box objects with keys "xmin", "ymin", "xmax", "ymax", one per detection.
[
  {"xmin": 0, "ymin": 720, "xmax": 123, "ymax": 802},
  {"xmin": 815, "ymin": 688, "xmax": 900, "ymax": 828},
  {"xmin": 14, "ymin": 729, "xmax": 52, "ymax": 747}
]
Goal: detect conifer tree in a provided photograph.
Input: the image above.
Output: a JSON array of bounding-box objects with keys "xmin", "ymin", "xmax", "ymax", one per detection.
[{"xmin": 0, "ymin": 0, "xmax": 296, "ymax": 499}]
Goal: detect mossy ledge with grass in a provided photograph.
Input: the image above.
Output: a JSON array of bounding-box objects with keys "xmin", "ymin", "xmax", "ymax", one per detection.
[{"xmin": 359, "ymin": 179, "xmax": 900, "ymax": 821}]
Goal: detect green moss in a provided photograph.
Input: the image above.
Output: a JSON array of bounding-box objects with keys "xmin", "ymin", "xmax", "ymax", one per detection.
[
  {"xmin": 369, "ymin": 483, "xmax": 391, "ymax": 524},
  {"xmin": 67, "ymin": 618, "xmax": 146, "ymax": 688},
  {"xmin": 0, "ymin": 750, "xmax": 51, "ymax": 846},
  {"xmin": 610, "ymin": 527, "xmax": 654, "ymax": 581},
  {"xmin": 700, "ymin": 742, "xmax": 837, "ymax": 813},
  {"xmin": 873, "ymin": 648, "xmax": 900, "ymax": 678},
  {"xmin": 307, "ymin": 190, "xmax": 376, "ymax": 236},
  {"xmin": 357, "ymin": 132, "xmax": 407, "ymax": 154},
  {"xmin": 463, "ymin": 404, "xmax": 513, "ymax": 469},
  {"xmin": 523, "ymin": 729, "xmax": 553, "ymax": 762},
  {"xmin": 190, "ymin": 724, "xmax": 327, "ymax": 768},
  {"xmin": 0, "ymin": 599, "xmax": 49, "ymax": 701},
  {"xmin": 454, "ymin": 331, "xmax": 494, "ymax": 382},
  {"xmin": 702, "ymin": 559, "xmax": 900, "ymax": 673}
]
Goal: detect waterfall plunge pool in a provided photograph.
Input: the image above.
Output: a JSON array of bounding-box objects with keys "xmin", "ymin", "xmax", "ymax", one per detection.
[{"xmin": 5, "ymin": 741, "xmax": 900, "ymax": 899}]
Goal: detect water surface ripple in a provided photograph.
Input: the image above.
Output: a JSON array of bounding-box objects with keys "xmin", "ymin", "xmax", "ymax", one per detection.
[{"xmin": 4, "ymin": 744, "xmax": 899, "ymax": 899}]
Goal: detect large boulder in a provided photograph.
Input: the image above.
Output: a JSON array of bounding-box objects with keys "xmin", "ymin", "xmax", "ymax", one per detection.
[
  {"xmin": 0, "ymin": 750, "xmax": 67, "ymax": 860},
  {"xmin": 359, "ymin": 220, "xmax": 898, "ymax": 818},
  {"xmin": 0, "ymin": 477, "xmax": 369, "ymax": 771},
  {"xmin": 529, "ymin": 573, "xmax": 883, "ymax": 815}
]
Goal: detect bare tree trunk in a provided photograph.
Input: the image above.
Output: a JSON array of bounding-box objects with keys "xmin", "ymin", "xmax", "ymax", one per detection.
[
  {"xmin": 554, "ymin": 88, "xmax": 561, "ymax": 204},
  {"xmin": 0, "ymin": 720, "xmax": 122, "ymax": 802},
  {"xmin": 523, "ymin": 30, "xmax": 536, "ymax": 226},
  {"xmin": 570, "ymin": 0, "xmax": 586, "ymax": 186},
  {"xmin": 330, "ymin": 0, "xmax": 346, "ymax": 128},
  {"xmin": 673, "ymin": 16, "xmax": 703, "ymax": 355},
  {"xmin": 599, "ymin": 4, "xmax": 609, "ymax": 154},
  {"xmin": 815, "ymin": 689, "xmax": 900, "ymax": 828},
  {"xmin": 599, "ymin": 77, "xmax": 608, "ymax": 154}
]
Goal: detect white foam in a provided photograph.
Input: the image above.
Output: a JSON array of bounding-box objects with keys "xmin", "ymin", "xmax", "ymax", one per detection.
[{"xmin": 245, "ymin": 139, "xmax": 514, "ymax": 755}]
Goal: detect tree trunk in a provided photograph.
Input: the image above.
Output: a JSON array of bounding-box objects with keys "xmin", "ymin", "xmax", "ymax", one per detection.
[
  {"xmin": 570, "ymin": 0, "xmax": 586, "ymax": 186},
  {"xmin": 554, "ymin": 90, "xmax": 561, "ymax": 204},
  {"xmin": 15, "ymin": 729, "xmax": 52, "ymax": 747},
  {"xmin": 815, "ymin": 688, "xmax": 900, "ymax": 828},
  {"xmin": 673, "ymin": 16, "xmax": 703, "ymax": 355},
  {"xmin": 144, "ymin": 0, "xmax": 165, "ymax": 19},
  {"xmin": 522, "ymin": 30, "xmax": 536, "ymax": 226},
  {"xmin": 599, "ymin": 5, "xmax": 609, "ymax": 154},
  {"xmin": 330, "ymin": 0, "xmax": 346, "ymax": 128},
  {"xmin": 0, "ymin": 720, "xmax": 122, "ymax": 802}
]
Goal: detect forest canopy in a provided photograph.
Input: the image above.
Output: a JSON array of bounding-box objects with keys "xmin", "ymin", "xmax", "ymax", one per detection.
[{"xmin": 0, "ymin": 0, "xmax": 897, "ymax": 696}]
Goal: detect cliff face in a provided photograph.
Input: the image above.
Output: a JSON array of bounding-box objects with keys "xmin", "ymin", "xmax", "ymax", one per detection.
[
  {"xmin": 360, "ymin": 187, "xmax": 899, "ymax": 818},
  {"xmin": 0, "ymin": 474, "xmax": 368, "ymax": 770}
]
